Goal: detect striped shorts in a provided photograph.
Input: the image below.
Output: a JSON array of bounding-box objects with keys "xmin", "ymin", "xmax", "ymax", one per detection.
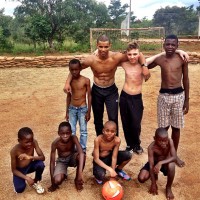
[{"xmin": 157, "ymin": 92, "xmax": 185, "ymax": 128}]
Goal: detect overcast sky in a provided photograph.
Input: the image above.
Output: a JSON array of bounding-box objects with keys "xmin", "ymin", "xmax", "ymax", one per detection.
[{"xmin": 0, "ymin": 0, "xmax": 199, "ymax": 19}]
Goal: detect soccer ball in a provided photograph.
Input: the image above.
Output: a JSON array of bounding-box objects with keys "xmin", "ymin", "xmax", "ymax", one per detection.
[{"xmin": 102, "ymin": 180, "xmax": 124, "ymax": 200}]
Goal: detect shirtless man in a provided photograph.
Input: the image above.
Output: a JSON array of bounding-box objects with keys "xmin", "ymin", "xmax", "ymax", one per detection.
[
  {"xmin": 138, "ymin": 128, "xmax": 176, "ymax": 200},
  {"xmin": 93, "ymin": 121, "xmax": 132, "ymax": 184},
  {"xmin": 147, "ymin": 34, "xmax": 189, "ymax": 167},
  {"xmin": 119, "ymin": 42, "xmax": 150, "ymax": 154},
  {"xmin": 64, "ymin": 35, "xmax": 148, "ymax": 136}
]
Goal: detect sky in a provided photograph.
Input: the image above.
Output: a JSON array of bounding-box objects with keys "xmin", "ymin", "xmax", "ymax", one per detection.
[{"xmin": 0, "ymin": 0, "xmax": 199, "ymax": 20}]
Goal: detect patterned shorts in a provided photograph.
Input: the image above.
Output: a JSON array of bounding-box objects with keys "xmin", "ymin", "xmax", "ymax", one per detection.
[{"xmin": 157, "ymin": 92, "xmax": 185, "ymax": 128}]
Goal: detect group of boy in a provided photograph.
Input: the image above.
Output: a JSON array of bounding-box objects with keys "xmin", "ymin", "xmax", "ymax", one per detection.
[{"xmin": 10, "ymin": 34, "xmax": 189, "ymax": 200}]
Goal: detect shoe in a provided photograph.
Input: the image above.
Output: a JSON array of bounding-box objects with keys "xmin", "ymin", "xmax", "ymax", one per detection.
[
  {"xmin": 125, "ymin": 146, "xmax": 134, "ymax": 154},
  {"xmin": 32, "ymin": 182, "xmax": 45, "ymax": 194},
  {"xmin": 133, "ymin": 146, "xmax": 143, "ymax": 155},
  {"xmin": 115, "ymin": 168, "xmax": 131, "ymax": 180},
  {"xmin": 95, "ymin": 178, "xmax": 103, "ymax": 185}
]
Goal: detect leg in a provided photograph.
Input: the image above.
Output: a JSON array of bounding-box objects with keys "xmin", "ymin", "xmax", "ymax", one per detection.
[
  {"xmin": 166, "ymin": 162, "xmax": 175, "ymax": 199},
  {"xmin": 13, "ymin": 175, "xmax": 27, "ymax": 193},
  {"xmin": 138, "ymin": 169, "xmax": 150, "ymax": 183},
  {"xmin": 171, "ymin": 126, "xmax": 185, "ymax": 167},
  {"xmin": 78, "ymin": 106, "xmax": 88, "ymax": 152},
  {"xmin": 119, "ymin": 92, "xmax": 132, "ymax": 149},
  {"xmin": 105, "ymin": 84, "xmax": 119, "ymax": 135},
  {"xmin": 69, "ymin": 106, "xmax": 78, "ymax": 136},
  {"xmin": 92, "ymin": 85, "xmax": 105, "ymax": 135}
]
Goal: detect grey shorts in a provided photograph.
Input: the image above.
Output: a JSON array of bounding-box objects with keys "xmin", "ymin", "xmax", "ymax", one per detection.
[{"xmin": 53, "ymin": 152, "xmax": 78, "ymax": 177}]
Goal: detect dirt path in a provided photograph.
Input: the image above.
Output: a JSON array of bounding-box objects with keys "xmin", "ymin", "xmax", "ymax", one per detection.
[{"xmin": 0, "ymin": 64, "xmax": 200, "ymax": 200}]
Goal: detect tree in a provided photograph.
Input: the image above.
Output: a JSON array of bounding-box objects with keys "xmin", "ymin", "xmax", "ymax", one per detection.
[
  {"xmin": 153, "ymin": 5, "xmax": 198, "ymax": 35},
  {"xmin": 108, "ymin": 0, "xmax": 129, "ymax": 27}
]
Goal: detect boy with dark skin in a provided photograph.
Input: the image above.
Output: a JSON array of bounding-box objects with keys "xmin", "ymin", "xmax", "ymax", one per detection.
[
  {"xmin": 138, "ymin": 128, "xmax": 176, "ymax": 200},
  {"xmin": 48, "ymin": 121, "xmax": 85, "ymax": 192},
  {"xmin": 64, "ymin": 35, "xmax": 149, "ymax": 136},
  {"xmin": 66, "ymin": 59, "xmax": 91, "ymax": 152},
  {"xmin": 147, "ymin": 35, "xmax": 189, "ymax": 167},
  {"xmin": 93, "ymin": 121, "xmax": 132, "ymax": 184},
  {"xmin": 10, "ymin": 127, "xmax": 45, "ymax": 194}
]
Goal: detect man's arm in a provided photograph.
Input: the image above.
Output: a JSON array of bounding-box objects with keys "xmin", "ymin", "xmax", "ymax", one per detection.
[
  {"xmin": 85, "ymin": 78, "xmax": 92, "ymax": 122},
  {"xmin": 63, "ymin": 73, "xmax": 73, "ymax": 94},
  {"xmin": 182, "ymin": 62, "xmax": 189, "ymax": 114},
  {"xmin": 66, "ymin": 93, "xmax": 71, "ymax": 121}
]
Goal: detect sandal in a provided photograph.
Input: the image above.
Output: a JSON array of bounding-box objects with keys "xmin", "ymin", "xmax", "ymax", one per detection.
[
  {"xmin": 32, "ymin": 182, "xmax": 45, "ymax": 194},
  {"xmin": 95, "ymin": 178, "xmax": 103, "ymax": 185},
  {"xmin": 115, "ymin": 168, "xmax": 131, "ymax": 181}
]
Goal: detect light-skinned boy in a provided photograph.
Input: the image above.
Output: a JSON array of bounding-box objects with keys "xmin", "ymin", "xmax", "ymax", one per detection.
[
  {"xmin": 10, "ymin": 127, "xmax": 45, "ymax": 194},
  {"xmin": 93, "ymin": 120, "xmax": 132, "ymax": 184},
  {"xmin": 66, "ymin": 59, "xmax": 91, "ymax": 153},
  {"xmin": 48, "ymin": 121, "xmax": 85, "ymax": 192}
]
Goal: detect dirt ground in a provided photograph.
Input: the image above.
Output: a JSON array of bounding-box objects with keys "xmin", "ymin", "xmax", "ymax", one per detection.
[{"xmin": 0, "ymin": 63, "xmax": 200, "ymax": 200}]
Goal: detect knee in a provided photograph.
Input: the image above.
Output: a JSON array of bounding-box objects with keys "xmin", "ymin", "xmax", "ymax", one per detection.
[
  {"xmin": 168, "ymin": 162, "xmax": 175, "ymax": 171},
  {"xmin": 137, "ymin": 171, "xmax": 149, "ymax": 183},
  {"xmin": 15, "ymin": 184, "xmax": 26, "ymax": 193},
  {"xmin": 36, "ymin": 161, "xmax": 45, "ymax": 170},
  {"xmin": 54, "ymin": 175, "xmax": 64, "ymax": 185}
]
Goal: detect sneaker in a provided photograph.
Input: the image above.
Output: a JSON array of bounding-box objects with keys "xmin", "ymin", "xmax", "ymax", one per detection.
[
  {"xmin": 95, "ymin": 178, "xmax": 103, "ymax": 185},
  {"xmin": 115, "ymin": 168, "xmax": 131, "ymax": 181},
  {"xmin": 32, "ymin": 182, "xmax": 45, "ymax": 194},
  {"xmin": 133, "ymin": 146, "xmax": 143, "ymax": 155},
  {"xmin": 125, "ymin": 146, "xmax": 134, "ymax": 154}
]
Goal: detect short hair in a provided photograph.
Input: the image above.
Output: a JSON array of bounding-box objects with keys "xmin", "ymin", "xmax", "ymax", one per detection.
[
  {"xmin": 104, "ymin": 120, "xmax": 116, "ymax": 128},
  {"xmin": 69, "ymin": 59, "xmax": 81, "ymax": 68},
  {"xmin": 97, "ymin": 34, "xmax": 110, "ymax": 43},
  {"xmin": 126, "ymin": 42, "xmax": 140, "ymax": 51},
  {"xmin": 18, "ymin": 127, "xmax": 33, "ymax": 139},
  {"xmin": 155, "ymin": 128, "xmax": 168, "ymax": 138},
  {"xmin": 58, "ymin": 121, "xmax": 72, "ymax": 132},
  {"xmin": 165, "ymin": 34, "xmax": 178, "ymax": 43}
]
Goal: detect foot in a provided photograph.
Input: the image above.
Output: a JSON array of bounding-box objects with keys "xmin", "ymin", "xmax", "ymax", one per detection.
[
  {"xmin": 95, "ymin": 178, "xmax": 103, "ymax": 185},
  {"xmin": 125, "ymin": 146, "xmax": 134, "ymax": 154},
  {"xmin": 166, "ymin": 187, "xmax": 174, "ymax": 200},
  {"xmin": 74, "ymin": 179, "xmax": 84, "ymax": 191},
  {"xmin": 133, "ymin": 146, "xmax": 143, "ymax": 155},
  {"xmin": 32, "ymin": 182, "xmax": 45, "ymax": 194},
  {"xmin": 176, "ymin": 156, "xmax": 185, "ymax": 167},
  {"xmin": 115, "ymin": 168, "xmax": 131, "ymax": 180},
  {"xmin": 48, "ymin": 185, "xmax": 59, "ymax": 192}
]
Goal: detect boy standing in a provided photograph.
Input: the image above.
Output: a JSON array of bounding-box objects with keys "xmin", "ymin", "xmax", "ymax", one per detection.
[
  {"xmin": 66, "ymin": 59, "xmax": 91, "ymax": 153},
  {"xmin": 138, "ymin": 128, "xmax": 176, "ymax": 200},
  {"xmin": 48, "ymin": 121, "xmax": 85, "ymax": 192},
  {"xmin": 119, "ymin": 42, "xmax": 150, "ymax": 155},
  {"xmin": 10, "ymin": 127, "xmax": 45, "ymax": 194},
  {"xmin": 147, "ymin": 34, "xmax": 189, "ymax": 167},
  {"xmin": 93, "ymin": 121, "xmax": 132, "ymax": 184}
]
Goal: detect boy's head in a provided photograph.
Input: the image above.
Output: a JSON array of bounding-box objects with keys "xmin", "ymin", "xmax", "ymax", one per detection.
[
  {"xmin": 126, "ymin": 42, "xmax": 140, "ymax": 64},
  {"xmin": 96, "ymin": 34, "xmax": 111, "ymax": 59},
  {"xmin": 163, "ymin": 34, "xmax": 178, "ymax": 55},
  {"xmin": 18, "ymin": 127, "xmax": 34, "ymax": 149},
  {"xmin": 69, "ymin": 59, "xmax": 81, "ymax": 79},
  {"xmin": 154, "ymin": 128, "xmax": 169, "ymax": 149},
  {"xmin": 58, "ymin": 121, "xmax": 72, "ymax": 143},
  {"xmin": 102, "ymin": 121, "xmax": 117, "ymax": 141}
]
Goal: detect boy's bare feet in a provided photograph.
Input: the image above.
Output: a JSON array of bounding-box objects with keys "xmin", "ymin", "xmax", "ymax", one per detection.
[
  {"xmin": 74, "ymin": 179, "xmax": 84, "ymax": 191},
  {"xmin": 166, "ymin": 187, "xmax": 174, "ymax": 200},
  {"xmin": 48, "ymin": 185, "xmax": 59, "ymax": 192},
  {"xmin": 176, "ymin": 156, "xmax": 185, "ymax": 167}
]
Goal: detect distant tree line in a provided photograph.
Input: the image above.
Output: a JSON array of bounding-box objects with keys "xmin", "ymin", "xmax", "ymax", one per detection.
[{"xmin": 0, "ymin": 0, "xmax": 199, "ymax": 52}]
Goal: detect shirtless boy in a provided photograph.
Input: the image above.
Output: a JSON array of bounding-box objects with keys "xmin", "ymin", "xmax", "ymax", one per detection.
[
  {"xmin": 138, "ymin": 128, "xmax": 176, "ymax": 200},
  {"xmin": 93, "ymin": 121, "xmax": 132, "ymax": 184},
  {"xmin": 10, "ymin": 127, "xmax": 45, "ymax": 194},
  {"xmin": 48, "ymin": 121, "xmax": 85, "ymax": 192},
  {"xmin": 64, "ymin": 35, "xmax": 148, "ymax": 136},
  {"xmin": 147, "ymin": 34, "xmax": 189, "ymax": 167},
  {"xmin": 119, "ymin": 42, "xmax": 150, "ymax": 155},
  {"xmin": 66, "ymin": 59, "xmax": 91, "ymax": 152}
]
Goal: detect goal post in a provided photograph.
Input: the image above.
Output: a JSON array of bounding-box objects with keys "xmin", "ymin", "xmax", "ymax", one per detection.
[{"xmin": 90, "ymin": 27, "xmax": 165, "ymax": 53}]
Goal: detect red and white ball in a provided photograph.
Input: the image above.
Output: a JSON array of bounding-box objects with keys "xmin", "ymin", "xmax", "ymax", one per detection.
[{"xmin": 102, "ymin": 180, "xmax": 124, "ymax": 200}]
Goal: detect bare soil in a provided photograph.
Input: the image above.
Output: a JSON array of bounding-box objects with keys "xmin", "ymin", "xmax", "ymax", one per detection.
[{"xmin": 0, "ymin": 63, "xmax": 200, "ymax": 199}]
